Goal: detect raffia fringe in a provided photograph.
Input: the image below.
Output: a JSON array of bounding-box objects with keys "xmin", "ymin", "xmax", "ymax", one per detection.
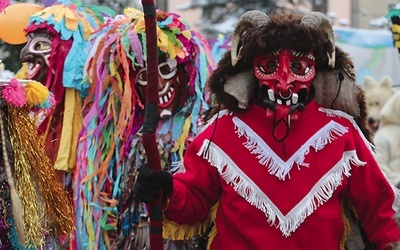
[
  {"xmin": 163, "ymin": 200, "xmax": 220, "ymax": 247},
  {"xmin": 339, "ymin": 200, "xmax": 351, "ymax": 250}
]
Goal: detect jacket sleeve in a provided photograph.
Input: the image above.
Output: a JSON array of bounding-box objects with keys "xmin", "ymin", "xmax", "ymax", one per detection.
[
  {"xmin": 163, "ymin": 132, "xmax": 222, "ymax": 225},
  {"xmin": 344, "ymin": 129, "xmax": 400, "ymax": 250}
]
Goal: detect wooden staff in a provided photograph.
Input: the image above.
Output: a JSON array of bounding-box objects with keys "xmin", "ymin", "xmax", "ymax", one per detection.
[{"xmin": 141, "ymin": 0, "xmax": 163, "ymax": 249}]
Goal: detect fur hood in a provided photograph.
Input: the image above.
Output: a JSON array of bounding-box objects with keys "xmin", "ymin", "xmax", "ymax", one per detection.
[{"xmin": 207, "ymin": 11, "xmax": 372, "ymax": 142}]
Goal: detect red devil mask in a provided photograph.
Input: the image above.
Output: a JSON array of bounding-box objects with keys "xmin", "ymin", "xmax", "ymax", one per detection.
[{"xmin": 254, "ymin": 49, "xmax": 316, "ymax": 141}]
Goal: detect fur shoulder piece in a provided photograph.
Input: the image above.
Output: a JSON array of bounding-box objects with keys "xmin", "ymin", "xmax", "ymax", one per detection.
[{"xmin": 313, "ymin": 47, "xmax": 372, "ymax": 142}]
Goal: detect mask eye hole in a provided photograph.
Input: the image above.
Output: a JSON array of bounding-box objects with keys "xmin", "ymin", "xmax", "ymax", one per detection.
[
  {"xmin": 137, "ymin": 68, "xmax": 147, "ymax": 86},
  {"xmin": 259, "ymin": 58, "xmax": 279, "ymax": 74},
  {"xmin": 34, "ymin": 41, "xmax": 51, "ymax": 51},
  {"xmin": 290, "ymin": 60, "xmax": 312, "ymax": 75},
  {"xmin": 158, "ymin": 61, "xmax": 177, "ymax": 79},
  {"xmin": 27, "ymin": 32, "xmax": 53, "ymax": 54}
]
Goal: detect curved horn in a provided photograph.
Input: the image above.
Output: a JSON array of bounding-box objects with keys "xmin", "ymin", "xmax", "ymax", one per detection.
[
  {"xmin": 301, "ymin": 12, "xmax": 336, "ymax": 68},
  {"xmin": 231, "ymin": 10, "xmax": 270, "ymax": 66}
]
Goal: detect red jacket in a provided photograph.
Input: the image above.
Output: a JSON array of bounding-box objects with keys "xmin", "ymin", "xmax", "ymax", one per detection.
[{"xmin": 164, "ymin": 101, "xmax": 400, "ymax": 250}]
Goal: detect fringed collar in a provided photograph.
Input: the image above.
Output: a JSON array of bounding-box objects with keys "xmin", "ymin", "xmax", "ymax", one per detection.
[
  {"xmin": 319, "ymin": 107, "xmax": 376, "ymax": 154},
  {"xmin": 233, "ymin": 116, "xmax": 349, "ymax": 180}
]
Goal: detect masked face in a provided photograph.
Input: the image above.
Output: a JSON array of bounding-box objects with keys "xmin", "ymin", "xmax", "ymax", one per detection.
[
  {"xmin": 254, "ymin": 49, "xmax": 316, "ymax": 141},
  {"xmin": 20, "ymin": 31, "xmax": 53, "ymax": 84},
  {"xmin": 136, "ymin": 58, "xmax": 187, "ymax": 119}
]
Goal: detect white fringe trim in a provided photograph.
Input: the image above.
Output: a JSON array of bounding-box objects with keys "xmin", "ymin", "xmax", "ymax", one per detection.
[
  {"xmin": 200, "ymin": 109, "xmax": 232, "ymax": 132},
  {"xmin": 319, "ymin": 108, "xmax": 376, "ymax": 155},
  {"xmin": 233, "ymin": 117, "xmax": 349, "ymax": 180},
  {"xmin": 198, "ymin": 140, "xmax": 365, "ymax": 237}
]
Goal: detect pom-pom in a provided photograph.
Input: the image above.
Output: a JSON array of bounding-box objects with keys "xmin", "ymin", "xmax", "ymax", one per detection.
[
  {"xmin": 1, "ymin": 78, "xmax": 27, "ymax": 107},
  {"xmin": 25, "ymin": 80, "xmax": 50, "ymax": 105}
]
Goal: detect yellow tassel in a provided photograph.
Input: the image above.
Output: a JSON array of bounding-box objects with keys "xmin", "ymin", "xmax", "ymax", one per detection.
[
  {"xmin": 14, "ymin": 63, "xmax": 28, "ymax": 80},
  {"xmin": 25, "ymin": 80, "xmax": 49, "ymax": 105}
]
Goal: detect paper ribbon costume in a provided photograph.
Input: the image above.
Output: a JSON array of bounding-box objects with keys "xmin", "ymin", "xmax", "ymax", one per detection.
[
  {"xmin": 72, "ymin": 8, "xmax": 215, "ymax": 249},
  {"xmin": 20, "ymin": 0, "xmax": 115, "ymax": 173}
]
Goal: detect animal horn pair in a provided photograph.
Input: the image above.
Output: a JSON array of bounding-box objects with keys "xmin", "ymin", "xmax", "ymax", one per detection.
[{"xmin": 231, "ymin": 11, "xmax": 335, "ymax": 68}]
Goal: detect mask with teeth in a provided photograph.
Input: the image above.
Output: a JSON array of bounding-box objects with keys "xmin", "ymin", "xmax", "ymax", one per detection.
[
  {"xmin": 135, "ymin": 57, "xmax": 188, "ymax": 119},
  {"xmin": 254, "ymin": 49, "xmax": 316, "ymax": 141},
  {"xmin": 20, "ymin": 30, "xmax": 54, "ymax": 84}
]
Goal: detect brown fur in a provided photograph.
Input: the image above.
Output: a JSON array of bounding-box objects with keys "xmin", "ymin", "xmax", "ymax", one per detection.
[{"xmin": 207, "ymin": 14, "xmax": 333, "ymax": 114}]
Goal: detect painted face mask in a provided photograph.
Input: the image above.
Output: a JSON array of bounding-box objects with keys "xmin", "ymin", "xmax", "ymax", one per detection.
[
  {"xmin": 136, "ymin": 57, "xmax": 187, "ymax": 119},
  {"xmin": 254, "ymin": 49, "xmax": 316, "ymax": 141},
  {"xmin": 20, "ymin": 31, "xmax": 53, "ymax": 84}
]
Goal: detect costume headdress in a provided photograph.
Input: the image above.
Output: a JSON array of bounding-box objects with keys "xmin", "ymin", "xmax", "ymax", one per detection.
[
  {"xmin": 24, "ymin": 0, "xmax": 115, "ymax": 97},
  {"xmin": 208, "ymin": 10, "xmax": 371, "ymax": 141},
  {"xmin": 73, "ymin": 8, "xmax": 215, "ymax": 249},
  {"xmin": 21, "ymin": 0, "xmax": 115, "ymax": 171}
]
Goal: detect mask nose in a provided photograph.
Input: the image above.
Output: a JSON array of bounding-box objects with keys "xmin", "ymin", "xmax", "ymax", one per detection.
[
  {"xmin": 274, "ymin": 76, "xmax": 294, "ymax": 100},
  {"xmin": 273, "ymin": 54, "xmax": 295, "ymax": 96},
  {"xmin": 20, "ymin": 43, "xmax": 28, "ymax": 59}
]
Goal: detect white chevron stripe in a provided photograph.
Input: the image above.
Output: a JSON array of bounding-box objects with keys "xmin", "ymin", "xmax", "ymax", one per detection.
[
  {"xmin": 233, "ymin": 117, "xmax": 349, "ymax": 180},
  {"xmin": 198, "ymin": 140, "xmax": 366, "ymax": 237}
]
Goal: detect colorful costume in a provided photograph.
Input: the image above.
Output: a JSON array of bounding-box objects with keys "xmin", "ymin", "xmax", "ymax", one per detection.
[
  {"xmin": 167, "ymin": 101, "xmax": 400, "ymax": 249},
  {"xmin": 20, "ymin": 0, "xmax": 115, "ymax": 172},
  {"xmin": 135, "ymin": 10, "xmax": 400, "ymax": 250},
  {"xmin": 73, "ymin": 8, "xmax": 215, "ymax": 249}
]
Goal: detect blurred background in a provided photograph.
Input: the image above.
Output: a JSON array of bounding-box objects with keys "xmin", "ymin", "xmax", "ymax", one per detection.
[{"xmin": 1, "ymin": 0, "xmax": 400, "ymax": 86}]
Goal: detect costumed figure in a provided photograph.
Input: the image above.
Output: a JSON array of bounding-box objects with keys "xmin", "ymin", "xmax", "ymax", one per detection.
[
  {"xmin": 363, "ymin": 76, "xmax": 395, "ymax": 134},
  {"xmin": 73, "ymin": 8, "xmax": 215, "ymax": 249},
  {"xmin": 0, "ymin": 59, "xmax": 74, "ymax": 249},
  {"xmin": 134, "ymin": 10, "xmax": 400, "ymax": 250},
  {"xmin": 373, "ymin": 91, "xmax": 400, "ymax": 188},
  {"xmin": 19, "ymin": 0, "xmax": 115, "ymax": 181}
]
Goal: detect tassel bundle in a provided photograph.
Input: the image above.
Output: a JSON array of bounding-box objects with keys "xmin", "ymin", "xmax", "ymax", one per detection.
[
  {"xmin": 1, "ymin": 78, "xmax": 54, "ymax": 109},
  {"xmin": 25, "ymin": 80, "xmax": 50, "ymax": 106},
  {"xmin": 0, "ymin": 110, "xmax": 25, "ymax": 247},
  {"xmin": 7, "ymin": 106, "xmax": 75, "ymax": 238}
]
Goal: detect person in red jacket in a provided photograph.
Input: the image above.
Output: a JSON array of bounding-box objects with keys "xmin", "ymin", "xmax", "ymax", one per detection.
[{"xmin": 134, "ymin": 10, "xmax": 400, "ymax": 249}]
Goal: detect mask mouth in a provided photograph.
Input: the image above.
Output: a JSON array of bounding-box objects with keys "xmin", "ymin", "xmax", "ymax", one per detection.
[
  {"xmin": 26, "ymin": 61, "xmax": 43, "ymax": 80},
  {"xmin": 258, "ymin": 85, "xmax": 307, "ymax": 114}
]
